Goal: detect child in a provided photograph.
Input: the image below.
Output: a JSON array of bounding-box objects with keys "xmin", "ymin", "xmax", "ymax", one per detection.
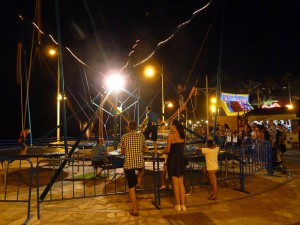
[{"xmin": 197, "ymin": 140, "xmax": 219, "ymax": 200}]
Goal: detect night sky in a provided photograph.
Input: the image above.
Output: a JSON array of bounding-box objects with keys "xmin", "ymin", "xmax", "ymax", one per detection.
[{"xmin": 1, "ymin": 0, "xmax": 300, "ymax": 139}]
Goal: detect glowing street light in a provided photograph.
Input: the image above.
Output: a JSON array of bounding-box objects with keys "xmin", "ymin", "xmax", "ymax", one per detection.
[
  {"xmin": 48, "ymin": 47, "xmax": 62, "ymax": 142},
  {"xmin": 143, "ymin": 65, "xmax": 165, "ymax": 121}
]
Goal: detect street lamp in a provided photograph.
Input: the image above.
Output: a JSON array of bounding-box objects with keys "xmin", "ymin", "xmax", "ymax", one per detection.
[
  {"xmin": 163, "ymin": 101, "xmax": 173, "ymax": 118},
  {"xmin": 48, "ymin": 48, "xmax": 61, "ymax": 142},
  {"xmin": 197, "ymin": 75, "xmax": 216, "ymax": 139},
  {"xmin": 164, "ymin": 101, "xmax": 173, "ymax": 108},
  {"xmin": 144, "ymin": 65, "xmax": 165, "ymax": 121},
  {"xmin": 210, "ymin": 97, "xmax": 217, "ymax": 113},
  {"xmin": 105, "ymin": 73, "xmax": 125, "ymax": 150}
]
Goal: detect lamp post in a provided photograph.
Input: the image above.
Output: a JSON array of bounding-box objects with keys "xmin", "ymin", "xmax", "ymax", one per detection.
[
  {"xmin": 144, "ymin": 65, "xmax": 165, "ymax": 121},
  {"xmin": 49, "ymin": 48, "xmax": 61, "ymax": 142},
  {"xmin": 197, "ymin": 75, "xmax": 216, "ymax": 138},
  {"xmin": 161, "ymin": 65, "xmax": 165, "ymax": 122}
]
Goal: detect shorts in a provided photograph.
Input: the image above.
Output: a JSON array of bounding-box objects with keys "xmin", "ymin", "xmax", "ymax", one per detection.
[
  {"xmin": 143, "ymin": 125, "xmax": 158, "ymax": 141},
  {"xmin": 92, "ymin": 160, "xmax": 104, "ymax": 169},
  {"xmin": 20, "ymin": 142, "xmax": 27, "ymax": 150},
  {"xmin": 124, "ymin": 168, "xmax": 143, "ymax": 189},
  {"xmin": 280, "ymin": 144, "xmax": 286, "ymax": 153}
]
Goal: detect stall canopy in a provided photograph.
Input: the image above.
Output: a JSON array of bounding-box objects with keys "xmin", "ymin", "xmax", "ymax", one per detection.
[
  {"xmin": 245, "ymin": 107, "xmax": 297, "ymax": 122},
  {"xmin": 219, "ymin": 92, "xmax": 253, "ymax": 116}
]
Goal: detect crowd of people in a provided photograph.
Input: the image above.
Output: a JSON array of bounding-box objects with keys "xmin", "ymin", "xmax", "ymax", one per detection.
[{"xmin": 214, "ymin": 121, "xmax": 288, "ymax": 163}]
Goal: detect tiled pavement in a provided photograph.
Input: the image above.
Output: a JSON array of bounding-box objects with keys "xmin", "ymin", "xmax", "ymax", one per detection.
[{"xmin": 0, "ymin": 150, "xmax": 299, "ymax": 225}]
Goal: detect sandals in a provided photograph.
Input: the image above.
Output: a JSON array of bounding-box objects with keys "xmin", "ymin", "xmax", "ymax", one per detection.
[
  {"xmin": 159, "ymin": 185, "xmax": 166, "ymax": 190},
  {"xmin": 207, "ymin": 196, "xmax": 218, "ymax": 200},
  {"xmin": 135, "ymin": 185, "xmax": 141, "ymax": 191},
  {"xmin": 159, "ymin": 184, "xmax": 172, "ymax": 190},
  {"xmin": 129, "ymin": 210, "xmax": 139, "ymax": 217}
]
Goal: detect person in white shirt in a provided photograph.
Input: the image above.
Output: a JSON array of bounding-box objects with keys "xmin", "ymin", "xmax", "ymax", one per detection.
[{"xmin": 196, "ymin": 140, "xmax": 219, "ymax": 200}]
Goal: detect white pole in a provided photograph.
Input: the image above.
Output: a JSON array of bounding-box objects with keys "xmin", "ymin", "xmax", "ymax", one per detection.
[
  {"xmin": 161, "ymin": 65, "xmax": 164, "ymax": 122},
  {"xmin": 206, "ymin": 75, "xmax": 209, "ymax": 138}
]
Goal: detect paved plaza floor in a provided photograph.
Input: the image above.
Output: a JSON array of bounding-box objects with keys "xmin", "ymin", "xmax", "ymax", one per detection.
[{"xmin": 0, "ymin": 150, "xmax": 299, "ymax": 225}]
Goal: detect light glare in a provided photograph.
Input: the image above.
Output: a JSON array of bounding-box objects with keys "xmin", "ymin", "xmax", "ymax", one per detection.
[{"xmin": 106, "ymin": 74, "xmax": 125, "ymax": 91}]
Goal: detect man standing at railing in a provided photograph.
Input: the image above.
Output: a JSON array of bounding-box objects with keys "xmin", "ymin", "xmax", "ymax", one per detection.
[
  {"xmin": 140, "ymin": 106, "xmax": 160, "ymax": 155},
  {"xmin": 121, "ymin": 121, "xmax": 147, "ymax": 217}
]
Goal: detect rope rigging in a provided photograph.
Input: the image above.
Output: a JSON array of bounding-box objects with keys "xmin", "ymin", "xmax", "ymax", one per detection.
[{"xmin": 18, "ymin": 0, "xmax": 214, "ymax": 140}]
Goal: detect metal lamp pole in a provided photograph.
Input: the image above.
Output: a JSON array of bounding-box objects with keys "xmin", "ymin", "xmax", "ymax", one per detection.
[
  {"xmin": 161, "ymin": 65, "xmax": 164, "ymax": 122},
  {"xmin": 114, "ymin": 91, "xmax": 118, "ymax": 150},
  {"xmin": 197, "ymin": 75, "xmax": 215, "ymax": 139},
  {"xmin": 57, "ymin": 57, "xmax": 60, "ymax": 142}
]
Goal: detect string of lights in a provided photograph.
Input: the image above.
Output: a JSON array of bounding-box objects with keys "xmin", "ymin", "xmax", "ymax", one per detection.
[{"xmin": 19, "ymin": 0, "xmax": 212, "ymax": 77}]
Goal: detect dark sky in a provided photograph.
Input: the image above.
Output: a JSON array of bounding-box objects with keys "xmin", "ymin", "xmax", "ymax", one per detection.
[{"xmin": 1, "ymin": 0, "xmax": 300, "ymax": 139}]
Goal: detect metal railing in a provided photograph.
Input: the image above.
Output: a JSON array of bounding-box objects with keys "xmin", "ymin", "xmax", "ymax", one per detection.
[
  {"xmin": 0, "ymin": 157, "xmax": 34, "ymax": 225},
  {"xmin": 0, "ymin": 138, "xmax": 275, "ymax": 221},
  {"xmin": 36, "ymin": 152, "xmax": 160, "ymax": 219}
]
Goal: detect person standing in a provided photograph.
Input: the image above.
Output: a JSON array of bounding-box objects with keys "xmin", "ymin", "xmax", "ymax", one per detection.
[
  {"xmin": 276, "ymin": 124, "xmax": 287, "ymax": 160},
  {"xmin": 241, "ymin": 124, "xmax": 251, "ymax": 162},
  {"xmin": 121, "ymin": 121, "xmax": 147, "ymax": 217},
  {"xmin": 18, "ymin": 129, "xmax": 30, "ymax": 155},
  {"xmin": 268, "ymin": 120, "xmax": 277, "ymax": 146},
  {"xmin": 197, "ymin": 140, "xmax": 219, "ymax": 200},
  {"xmin": 140, "ymin": 106, "xmax": 160, "ymax": 155},
  {"xmin": 162, "ymin": 119, "xmax": 186, "ymax": 211}
]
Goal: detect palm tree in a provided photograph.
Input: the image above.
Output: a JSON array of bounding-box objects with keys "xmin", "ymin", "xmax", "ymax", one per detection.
[
  {"xmin": 262, "ymin": 76, "xmax": 278, "ymax": 97},
  {"xmin": 281, "ymin": 72, "xmax": 300, "ymax": 102},
  {"xmin": 237, "ymin": 79, "xmax": 261, "ymax": 95}
]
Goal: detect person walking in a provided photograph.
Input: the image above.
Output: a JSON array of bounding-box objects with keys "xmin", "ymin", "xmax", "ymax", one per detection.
[
  {"xmin": 162, "ymin": 119, "xmax": 186, "ymax": 211},
  {"xmin": 121, "ymin": 121, "xmax": 147, "ymax": 217},
  {"xmin": 140, "ymin": 106, "xmax": 160, "ymax": 155},
  {"xmin": 197, "ymin": 140, "xmax": 219, "ymax": 200}
]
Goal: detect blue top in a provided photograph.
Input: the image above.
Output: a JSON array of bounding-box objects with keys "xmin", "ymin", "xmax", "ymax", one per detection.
[
  {"xmin": 147, "ymin": 111, "xmax": 159, "ymax": 123},
  {"xmin": 92, "ymin": 144, "xmax": 107, "ymax": 162}
]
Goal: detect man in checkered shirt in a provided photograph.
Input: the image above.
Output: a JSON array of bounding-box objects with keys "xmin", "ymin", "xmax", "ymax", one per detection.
[{"xmin": 121, "ymin": 121, "xmax": 147, "ymax": 217}]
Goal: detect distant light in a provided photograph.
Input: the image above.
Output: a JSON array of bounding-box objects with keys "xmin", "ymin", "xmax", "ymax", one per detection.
[
  {"xmin": 210, "ymin": 105, "xmax": 216, "ymax": 113},
  {"xmin": 211, "ymin": 97, "xmax": 216, "ymax": 104},
  {"xmin": 165, "ymin": 102, "xmax": 173, "ymax": 108},
  {"xmin": 57, "ymin": 94, "xmax": 67, "ymax": 100},
  {"xmin": 286, "ymin": 104, "xmax": 293, "ymax": 109}
]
